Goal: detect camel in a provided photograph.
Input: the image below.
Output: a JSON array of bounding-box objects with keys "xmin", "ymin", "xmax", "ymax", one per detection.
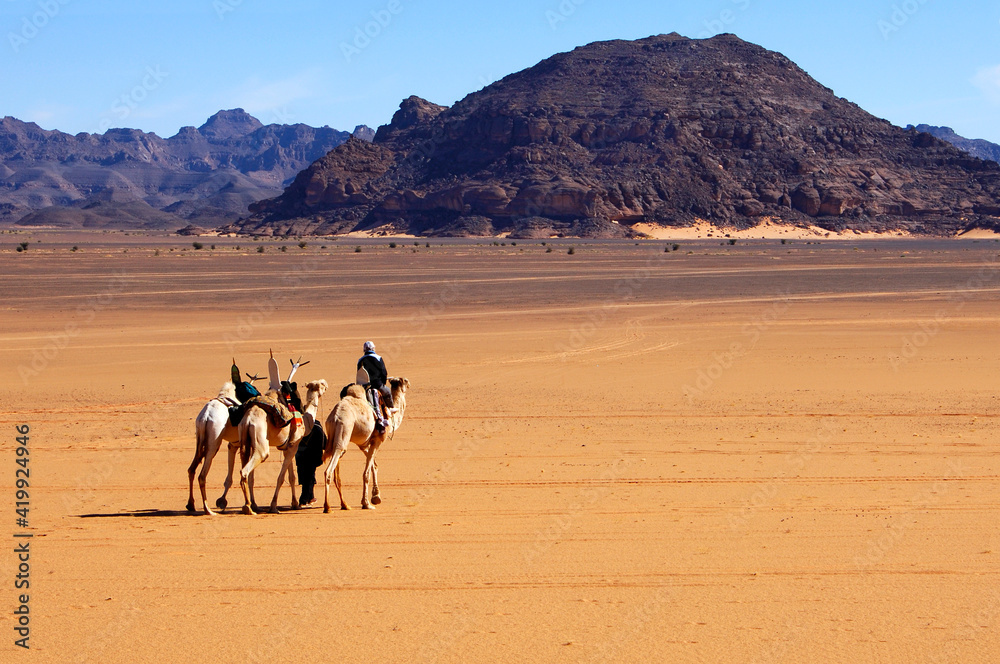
[
  {"xmin": 238, "ymin": 379, "xmax": 328, "ymax": 515},
  {"xmin": 186, "ymin": 382, "xmax": 242, "ymax": 515},
  {"xmin": 321, "ymin": 377, "xmax": 409, "ymax": 512}
]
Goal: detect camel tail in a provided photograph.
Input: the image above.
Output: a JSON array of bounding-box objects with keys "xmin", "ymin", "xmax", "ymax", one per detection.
[{"xmin": 241, "ymin": 420, "xmax": 256, "ymax": 464}]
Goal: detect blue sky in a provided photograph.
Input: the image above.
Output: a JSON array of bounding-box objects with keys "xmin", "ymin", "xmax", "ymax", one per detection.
[{"xmin": 2, "ymin": 0, "xmax": 998, "ymax": 143}]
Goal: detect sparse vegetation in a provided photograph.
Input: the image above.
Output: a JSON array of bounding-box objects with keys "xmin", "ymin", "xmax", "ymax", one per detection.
[
  {"xmin": 17, "ymin": 241, "xmax": 29, "ymax": 252},
  {"xmin": 545, "ymin": 247, "xmax": 553, "ymax": 253},
  {"xmin": 389, "ymin": 242, "xmax": 397, "ymax": 248},
  {"xmin": 780, "ymin": 239, "xmax": 787, "ymax": 245},
  {"xmin": 728, "ymin": 239, "xmax": 737, "ymax": 245},
  {"xmin": 192, "ymin": 242, "xmax": 203, "ymax": 250},
  {"xmin": 256, "ymin": 246, "xmax": 264, "ymax": 253},
  {"xmin": 672, "ymin": 244, "xmax": 680, "ymax": 251},
  {"xmin": 567, "ymin": 247, "xmax": 575, "ymax": 255},
  {"xmin": 280, "ymin": 246, "xmax": 287, "ymax": 252},
  {"xmin": 211, "ymin": 244, "xmax": 216, "ymax": 250},
  {"xmin": 71, "ymin": 246, "xmax": 78, "ymax": 252},
  {"xmin": 154, "ymin": 249, "xmax": 160, "ymax": 256},
  {"xmin": 425, "ymin": 242, "xmax": 430, "ymax": 248},
  {"xmin": 298, "ymin": 241, "xmax": 307, "ymax": 249},
  {"xmin": 355, "ymin": 246, "xmax": 362, "ymax": 253}
]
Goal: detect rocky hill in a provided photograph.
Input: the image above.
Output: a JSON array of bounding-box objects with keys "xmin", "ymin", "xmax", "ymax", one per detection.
[
  {"xmin": 0, "ymin": 109, "xmax": 374, "ymax": 229},
  {"xmin": 234, "ymin": 33, "xmax": 1000, "ymax": 238},
  {"xmin": 909, "ymin": 125, "xmax": 1000, "ymax": 164}
]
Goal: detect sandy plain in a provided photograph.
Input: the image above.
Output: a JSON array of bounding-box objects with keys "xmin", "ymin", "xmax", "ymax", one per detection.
[{"xmin": 1, "ymin": 231, "xmax": 999, "ymax": 663}]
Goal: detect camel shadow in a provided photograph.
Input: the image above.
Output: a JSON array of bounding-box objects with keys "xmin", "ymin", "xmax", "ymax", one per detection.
[
  {"xmin": 77, "ymin": 506, "xmax": 308, "ymax": 518},
  {"xmin": 78, "ymin": 508, "xmax": 205, "ymax": 518}
]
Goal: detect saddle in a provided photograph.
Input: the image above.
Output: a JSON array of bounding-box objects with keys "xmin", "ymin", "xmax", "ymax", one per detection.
[{"xmin": 245, "ymin": 393, "xmax": 294, "ymax": 428}]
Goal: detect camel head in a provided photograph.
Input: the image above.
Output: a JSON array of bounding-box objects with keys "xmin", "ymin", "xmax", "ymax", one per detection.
[
  {"xmin": 388, "ymin": 377, "xmax": 409, "ymax": 410},
  {"xmin": 305, "ymin": 379, "xmax": 328, "ymax": 401}
]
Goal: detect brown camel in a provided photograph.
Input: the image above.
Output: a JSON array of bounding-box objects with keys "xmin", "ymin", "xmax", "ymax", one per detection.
[
  {"xmin": 238, "ymin": 379, "xmax": 328, "ymax": 515},
  {"xmin": 321, "ymin": 377, "xmax": 409, "ymax": 512}
]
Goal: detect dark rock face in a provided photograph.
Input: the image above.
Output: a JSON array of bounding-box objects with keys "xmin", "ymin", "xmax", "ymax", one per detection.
[
  {"xmin": 0, "ymin": 109, "xmax": 375, "ymax": 228},
  {"xmin": 236, "ymin": 34, "xmax": 1000, "ymax": 237},
  {"xmin": 909, "ymin": 125, "xmax": 1000, "ymax": 164}
]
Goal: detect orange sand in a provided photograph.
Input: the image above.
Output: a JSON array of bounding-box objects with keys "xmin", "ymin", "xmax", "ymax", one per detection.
[{"xmin": 1, "ymin": 233, "xmax": 999, "ymax": 662}]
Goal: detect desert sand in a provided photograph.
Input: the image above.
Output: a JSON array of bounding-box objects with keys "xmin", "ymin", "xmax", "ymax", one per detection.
[{"xmin": 1, "ymin": 232, "xmax": 999, "ymax": 662}]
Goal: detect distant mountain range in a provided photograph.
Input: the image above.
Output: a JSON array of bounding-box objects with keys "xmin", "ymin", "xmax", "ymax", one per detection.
[
  {"xmin": 0, "ymin": 109, "xmax": 373, "ymax": 229},
  {"xmin": 907, "ymin": 125, "xmax": 1000, "ymax": 164},
  {"xmin": 233, "ymin": 34, "xmax": 1000, "ymax": 238}
]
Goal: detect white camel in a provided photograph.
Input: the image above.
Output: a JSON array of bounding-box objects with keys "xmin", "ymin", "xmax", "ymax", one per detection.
[
  {"xmin": 321, "ymin": 377, "xmax": 409, "ymax": 512},
  {"xmin": 186, "ymin": 382, "xmax": 242, "ymax": 515},
  {"xmin": 238, "ymin": 379, "xmax": 328, "ymax": 515}
]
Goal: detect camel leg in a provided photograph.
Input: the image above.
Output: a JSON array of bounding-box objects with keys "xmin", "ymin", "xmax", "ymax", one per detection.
[
  {"xmin": 370, "ymin": 458, "xmax": 381, "ymax": 506},
  {"xmin": 288, "ymin": 450, "xmax": 299, "ymax": 510},
  {"xmin": 361, "ymin": 444, "xmax": 378, "ymax": 509},
  {"xmin": 322, "ymin": 448, "xmax": 348, "ymax": 513},
  {"xmin": 269, "ymin": 448, "xmax": 297, "ymax": 514},
  {"xmin": 249, "ymin": 468, "xmax": 260, "ymax": 513},
  {"xmin": 334, "ymin": 462, "xmax": 347, "ymax": 510},
  {"xmin": 240, "ymin": 431, "xmax": 266, "ymax": 516},
  {"xmin": 197, "ymin": 436, "xmax": 223, "ymax": 516},
  {"xmin": 216, "ymin": 441, "xmax": 238, "ymax": 512},
  {"xmin": 186, "ymin": 429, "xmax": 207, "ymax": 513}
]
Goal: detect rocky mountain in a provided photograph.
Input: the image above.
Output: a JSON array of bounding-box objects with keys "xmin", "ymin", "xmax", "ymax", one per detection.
[
  {"xmin": 0, "ymin": 109, "xmax": 374, "ymax": 228},
  {"xmin": 234, "ymin": 33, "xmax": 1000, "ymax": 238},
  {"xmin": 909, "ymin": 125, "xmax": 1000, "ymax": 164}
]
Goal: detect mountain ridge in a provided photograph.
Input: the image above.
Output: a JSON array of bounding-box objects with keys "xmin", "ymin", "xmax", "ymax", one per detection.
[
  {"xmin": 0, "ymin": 110, "xmax": 375, "ymax": 229},
  {"xmin": 234, "ymin": 33, "xmax": 1000, "ymax": 238}
]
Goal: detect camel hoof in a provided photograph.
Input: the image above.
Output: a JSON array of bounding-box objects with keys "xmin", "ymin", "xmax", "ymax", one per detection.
[
  {"xmin": 216, "ymin": 497, "xmax": 228, "ymax": 510},
  {"xmin": 371, "ymin": 495, "xmax": 382, "ymax": 505},
  {"xmin": 362, "ymin": 503, "xmax": 375, "ymax": 510},
  {"xmin": 269, "ymin": 506, "xmax": 279, "ymax": 514},
  {"xmin": 341, "ymin": 504, "xmax": 351, "ymax": 511},
  {"xmin": 323, "ymin": 506, "xmax": 331, "ymax": 514},
  {"xmin": 185, "ymin": 501, "xmax": 196, "ymax": 513},
  {"xmin": 251, "ymin": 503, "xmax": 260, "ymax": 513},
  {"xmin": 203, "ymin": 507, "xmax": 216, "ymax": 516},
  {"xmin": 242, "ymin": 505, "xmax": 256, "ymax": 516}
]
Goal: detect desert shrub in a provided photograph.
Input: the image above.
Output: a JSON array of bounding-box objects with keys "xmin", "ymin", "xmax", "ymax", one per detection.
[
  {"xmin": 389, "ymin": 242, "xmax": 397, "ymax": 248},
  {"xmin": 18, "ymin": 241, "xmax": 29, "ymax": 251},
  {"xmin": 256, "ymin": 246, "xmax": 264, "ymax": 253},
  {"xmin": 192, "ymin": 242, "xmax": 203, "ymax": 250},
  {"xmin": 545, "ymin": 247, "xmax": 553, "ymax": 253},
  {"xmin": 354, "ymin": 246, "xmax": 362, "ymax": 253},
  {"xmin": 728, "ymin": 239, "xmax": 737, "ymax": 245},
  {"xmin": 425, "ymin": 242, "xmax": 430, "ymax": 248},
  {"xmin": 672, "ymin": 244, "xmax": 680, "ymax": 251},
  {"xmin": 567, "ymin": 247, "xmax": 575, "ymax": 255},
  {"xmin": 780, "ymin": 239, "xmax": 787, "ymax": 245},
  {"xmin": 280, "ymin": 246, "xmax": 287, "ymax": 252}
]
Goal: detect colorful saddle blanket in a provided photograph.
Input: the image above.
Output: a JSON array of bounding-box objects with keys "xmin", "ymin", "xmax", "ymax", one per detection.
[{"xmin": 246, "ymin": 394, "xmax": 294, "ymax": 428}]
